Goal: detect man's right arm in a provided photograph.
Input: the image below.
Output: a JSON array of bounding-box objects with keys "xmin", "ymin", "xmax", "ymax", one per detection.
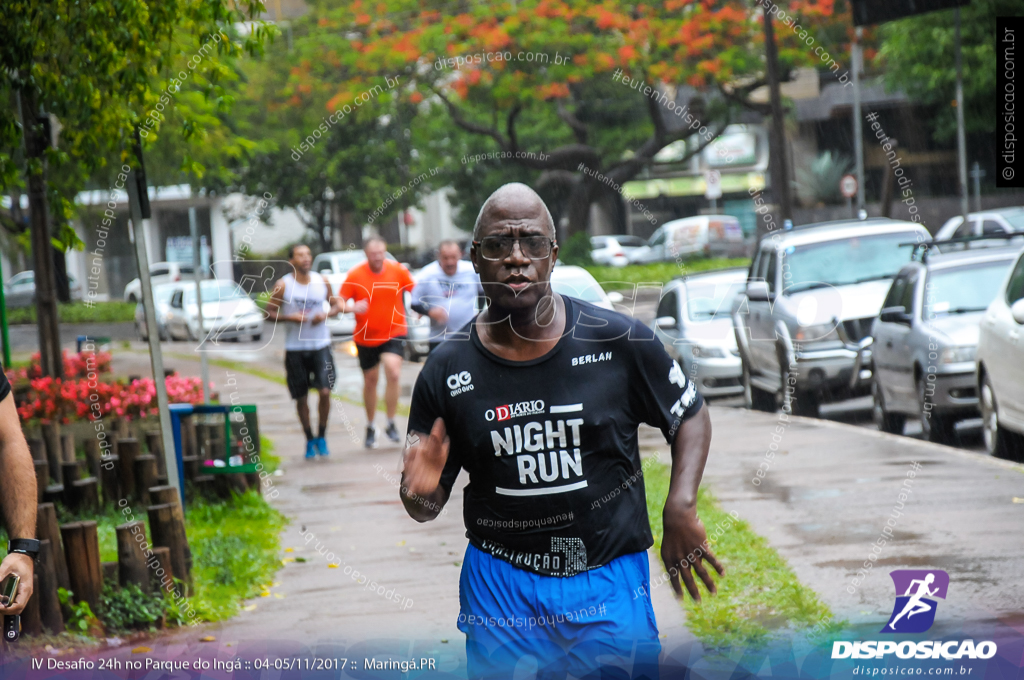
[
  {"xmin": 400, "ymin": 418, "xmax": 451, "ymax": 522},
  {"xmin": 0, "ymin": 391, "xmax": 37, "ymax": 614}
]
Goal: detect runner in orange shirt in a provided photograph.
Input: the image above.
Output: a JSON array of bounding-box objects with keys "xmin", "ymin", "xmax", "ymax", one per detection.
[{"xmin": 339, "ymin": 236, "xmax": 416, "ymax": 448}]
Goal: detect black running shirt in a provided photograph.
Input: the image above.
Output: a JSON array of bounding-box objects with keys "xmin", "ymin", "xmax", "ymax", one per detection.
[
  {"xmin": 407, "ymin": 295, "xmax": 704, "ymax": 577},
  {"xmin": 0, "ymin": 368, "xmax": 10, "ymax": 402}
]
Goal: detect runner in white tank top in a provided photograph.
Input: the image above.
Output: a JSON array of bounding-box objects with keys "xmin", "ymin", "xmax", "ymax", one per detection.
[{"xmin": 267, "ymin": 245, "xmax": 355, "ymax": 459}]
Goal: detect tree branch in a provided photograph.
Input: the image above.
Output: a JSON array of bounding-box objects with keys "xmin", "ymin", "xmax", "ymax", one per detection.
[
  {"xmin": 427, "ymin": 84, "xmax": 507, "ymax": 148},
  {"xmin": 556, "ymin": 101, "xmax": 589, "ymax": 144}
]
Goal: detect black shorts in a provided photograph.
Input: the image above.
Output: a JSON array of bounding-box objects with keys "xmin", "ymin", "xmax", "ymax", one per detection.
[
  {"xmin": 285, "ymin": 346, "xmax": 336, "ymax": 399},
  {"xmin": 356, "ymin": 336, "xmax": 406, "ymax": 371}
]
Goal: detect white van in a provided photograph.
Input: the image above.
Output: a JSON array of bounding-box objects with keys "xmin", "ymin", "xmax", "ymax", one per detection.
[{"xmin": 630, "ymin": 215, "xmax": 747, "ymax": 263}]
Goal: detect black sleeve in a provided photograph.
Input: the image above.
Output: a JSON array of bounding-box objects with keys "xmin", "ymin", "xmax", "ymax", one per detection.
[
  {"xmin": 0, "ymin": 368, "xmax": 11, "ymax": 403},
  {"xmin": 406, "ymin": 364, "xmax": 462, "ymax": 494},
  {"xmin": 627, "ymin": 320, "xmax": 704, "ymax": 443}
]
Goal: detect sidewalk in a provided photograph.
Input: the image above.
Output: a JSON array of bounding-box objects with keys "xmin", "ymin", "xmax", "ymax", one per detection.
[{"xmin": 112, "ymin": 348, "xmax": 694, "ymax": 660}]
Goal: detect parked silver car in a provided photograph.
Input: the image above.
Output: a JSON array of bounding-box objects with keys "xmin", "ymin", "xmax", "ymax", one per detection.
[
  {"xmin": 653, "ymin": 268, "xmax": 747, "ymax": 397},
  {"xmin": 165, "ymin": 280, "xmax": 265, "ymax": 342},
  {"xmin": 123, "ymin": 262, "xmax": 197, "ymax": 302},
  {"xmin": 3, "ymin": 270, "xmax": 82, "ymax": 308},
  {"xmin": 977, "ymin": 248, "xmax": 1024, "ymax": 459},
  {"xmin": 590, "ymin": 235, "xmax": 647, "ymax": 267},
  {"xmin": 732, "ymin": 218, "xmax": 931, "ymax": 417},
  {"xmin": 869, "ymin": 245, "xmax": 1020, "ymax": 443},
  {"xmin": 134, "ymin": 282, "xmax": 183, "ymax": 341}
]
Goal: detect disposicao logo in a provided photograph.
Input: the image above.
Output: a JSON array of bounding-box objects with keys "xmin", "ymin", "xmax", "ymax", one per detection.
[
  {"xmin": 882, "ymin": 569, "xmax": 948, "ymax": 633},
  {"xmin": 831, "ymin": 569, "xmax": 997, "ymax": 660}
]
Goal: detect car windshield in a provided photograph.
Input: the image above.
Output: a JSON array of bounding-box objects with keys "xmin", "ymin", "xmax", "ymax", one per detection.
[
  {"xmin": 184, "ymin": 281, "xmax": 246, "ymax": 304},
  {"xmin": 551, "ymin": 275, "xmax": 606, "ymax": 303},
  {"xmin": 924, "ymin": 261, "xmax": 1014, "ymax": 316},
  {"xmin": 783, "ymin": 231, "xmax": 923, "ymax": 292},
  {"xmin": 685, "ymin": 280, "xmax": 745, "ymax": 321},
  {"xmin": 997, "ymin": 210, "xmax": 1024, "ymax": 231},
  {"xmin": 152, "ymin": 286, "xmax": 178, "ymax": 304}
]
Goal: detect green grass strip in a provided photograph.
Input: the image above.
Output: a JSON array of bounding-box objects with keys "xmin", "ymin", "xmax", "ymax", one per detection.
[
  {"xmin": 7, "ymin": 301, "xmax": 137, "ymax": 325},
  {"xmin": 644, "ymin": 460, "xmax": 841, "ymax": 648},
  {"xmin": 584, "ymin": 259, "xmax": 750, "ymax": 289}
]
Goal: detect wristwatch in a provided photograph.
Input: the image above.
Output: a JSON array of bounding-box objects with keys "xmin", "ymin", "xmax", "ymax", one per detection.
[{"xmin": 7, "ymin": 539, "xmax": 40, "ymax": 560}]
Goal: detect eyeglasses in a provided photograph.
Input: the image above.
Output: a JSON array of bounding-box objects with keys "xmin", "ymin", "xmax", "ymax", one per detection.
[{"xmin": 473, "ymin": 236, "xmax": 555, "ymax": 261}]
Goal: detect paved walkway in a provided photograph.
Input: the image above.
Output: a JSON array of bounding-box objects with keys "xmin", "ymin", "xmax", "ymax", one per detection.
[{"xmin": 111, "ymin": 348, "xmax": 692, "ymax": 667}]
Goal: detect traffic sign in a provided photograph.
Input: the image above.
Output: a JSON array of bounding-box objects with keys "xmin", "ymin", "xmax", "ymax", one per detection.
[
  {"xmin": 840, "ymin": 174, "xmax": 858, "ymax": 199},
  {"xmin": 704, "ymin": 170, "xmax": 722, "ymax": 200}
]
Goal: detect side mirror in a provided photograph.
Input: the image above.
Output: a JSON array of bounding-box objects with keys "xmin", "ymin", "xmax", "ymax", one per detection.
[
  {"xmin": 655, "ymin": 316, "xmax": 677, "ymax": 330},
  {"xmin": 1011, "ymin": 299, "xmax": 1024, "ymax": 325},
  {"xmin": 607, "ymin": 291, "xmax": 624, "ymax": 304},
  {"xmin": 879, "ymin": 306, "xmax": 911, "ymax": 325},
  {"xmin": 746, "ymin": 281, "xmax": 772, "ymax": 302}
]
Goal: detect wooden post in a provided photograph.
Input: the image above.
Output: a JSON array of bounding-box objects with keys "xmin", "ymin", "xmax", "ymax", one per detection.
[
  {"xmin": 116, "ymin": 438, "xmax": 139, "ymax": 501},
  {"xmin": 147, "ymin": 503, "xmax": 191, "ymax": 593},
  {"xmin": 145, "ymin": 430, "xmax": 166, "ymax": 478},
  {"xmin": 83, "ymin": 439, "xmax": 101, "ymax": 479},
  {"xmin": 181, "ymin": 456, "xmax": 200, "ymax": 482},
  {"xmin": 36, "ymin": 504, "xmax": 70, "ymax": 592},
  {"xmin": 60, "ymin": 433, "xmax": 76, "ymax": 464},
  {"xmin": 133, "ymin": 455, "xmax": 157, "ymax": 506},
  {"xmin": 182, "ymin": 415, "xmax": 197, "ymax": 458},
  {"xmin": 149, "ymin": 485, "xmax": 186, "ymax": 530},
  {"xmin": 70, "ymin": 478, "xmax": 99, "ymax": 513},
  {"xmin": 27, "ymin": 437, "xmax": 46, "ymax": 463},
  {"xmin": 42, "ymin": 484, "xmax": 65, "ymax": 506},
  {"xmin": 99, "ymin": 454, "xmax": 120, "ymax": 506},
  {"xmin": 150, "ymin": 546, "xmax": 174, "ymax": 593},
  {"xmin": 41, "ymin": 423, "xmax": 62, "ymax": 485},
  {"xmin": 36, "ymin": 539, "xmax": 64, "ymax": 634},
  {"xmin": 33, "ymin": 460, "xmax": 48, "ymax": 503},
  {"xmin": 61, "ymin": 460, "xmax": 81, "ymax": 486},
  {"xmin": 101, "ymin": 561, "xmax": 118, "ymax": 584},
  {"xmin": 59, "ymin": 521, "xmax": 103, "ymax": 612},
  {"xmin": 116, "ymin": 521, "xmax": 151, "ymax": 593},
  {"xmin": 21, "ymin": 574, "xmax": 43, "ymax": 636}
]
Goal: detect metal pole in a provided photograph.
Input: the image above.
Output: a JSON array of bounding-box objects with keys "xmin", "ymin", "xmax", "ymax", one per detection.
[
  {"xmin": 852, "ymin": 27, "xmax": 866, "ymax": 215},
  {"xmin": 955, "ymin": 7, "xmax": 969, "ymax": 221},
  {"xmin": 127, "ymin": 171, "xmax": 182, "ymax": 495},
  {"xmin": 0, "ymin": 256, "xmax": 10, "ymax": 369},
  {"xmin": 971, "ymin": 162, "xmax": 982, "ymax": 212},
  {"xmin": 188, "ymin": 207, "xmax": 210, "ymax": 404}
]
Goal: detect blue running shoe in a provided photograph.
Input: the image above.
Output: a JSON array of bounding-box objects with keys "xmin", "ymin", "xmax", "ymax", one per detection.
[
  {"xmin": 314, "ymin": 437, "xmax": 330, "ymax": 457},
  {"xmin": 305, "ymin": 439, "xmax": 317, "ymax": 459}
]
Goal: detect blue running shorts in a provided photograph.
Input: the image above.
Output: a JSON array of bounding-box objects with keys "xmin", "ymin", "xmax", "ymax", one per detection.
[{"xmin": 457, "ymin": 544, "xmax": 661, "ymax": 680}]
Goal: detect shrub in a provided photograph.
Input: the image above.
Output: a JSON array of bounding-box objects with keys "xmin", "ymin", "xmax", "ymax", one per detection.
[{"xmin": 559, "ymin": 232, "xmax": 594, "ymax": 266}]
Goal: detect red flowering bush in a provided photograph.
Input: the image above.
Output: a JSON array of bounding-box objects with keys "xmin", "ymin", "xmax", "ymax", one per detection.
[
  {"xmin": 5, "ymin": 350, "xmax": 113, "ymax": 386},
  {"xmin": 16, "ymin": 373, "xmax": 207, "ymax": 424}
]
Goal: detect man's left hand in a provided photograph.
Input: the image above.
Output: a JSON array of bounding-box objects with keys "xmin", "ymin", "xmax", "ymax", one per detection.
[
  {"xmin": 661, "ymin": 503, "xmax": 723, "ymax": 602},
  {"xmin": 0, "ymin": 553, "xmax": 34, "ymax": 615}
]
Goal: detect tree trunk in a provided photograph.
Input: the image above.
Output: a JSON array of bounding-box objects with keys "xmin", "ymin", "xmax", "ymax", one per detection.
[
  {"xmin": 762, "ymin": 5, "xmax": 792, "ymax": 228},
  {"xmin": 564, "ymin": 181, "xmax": 596, "ymax": 240},
  {"xmin": 18, "ymin": 86, "xmax": 63, "ymax": 379}
]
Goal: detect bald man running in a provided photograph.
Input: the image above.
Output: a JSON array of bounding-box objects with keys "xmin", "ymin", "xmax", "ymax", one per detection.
[{"xmin": 400, "ymin": 183, "xmax": 721, "ymax": 679}]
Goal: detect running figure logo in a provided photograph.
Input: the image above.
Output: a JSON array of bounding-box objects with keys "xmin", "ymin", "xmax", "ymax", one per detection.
[{"xmin": 882, "ymin": 570, "xmax": 949, "ymax": 633}]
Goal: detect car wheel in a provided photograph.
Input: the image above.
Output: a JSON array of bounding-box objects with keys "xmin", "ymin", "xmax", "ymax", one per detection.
[
  {"xmin": 137, "ymin": 323, "xmax": 148, "ymax": 342},
  {"xmin": 128, "ymin": 294, "xmax": 137, "ymax": 303},
  {"xmin": 252, "ymin": 333, "xmax": 262, "ymax": 342},
  {"xmin": 158, "ymin": 330, "xmax": 168, "ymax": 342},
  {"xmin": 872, "ymin": 373, "xmax": 905, "ymax": 434},
  {"xmin": 743, "ymin": 360, "xmax": 775, "ymax": 412},
  {"xmin": 918, "ymin": 377, "xmax": 955, "ymax": 444},
  {"xmin": 980, "ymin": 374, "xmax": 1024, "ymax": 459}
]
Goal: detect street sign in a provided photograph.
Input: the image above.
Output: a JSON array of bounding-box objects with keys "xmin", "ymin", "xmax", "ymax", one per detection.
[
  {"xmin": 704, "ymin": 170, "xmax": 722, "ymax": 200},
  {"xmin": 840, "ymin": 174, "xmax": 858, "ymax": 199}
]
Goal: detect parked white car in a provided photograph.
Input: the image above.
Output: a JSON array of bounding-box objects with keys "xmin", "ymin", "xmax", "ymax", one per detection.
[
  {"xmin": 311, "ymin": 250, "xmax": 399, "ymax": 338},
  {"xmin": 976, "ymin": 247, "xmax": 1024, "ymax": 459},
  {"xmin": 630, "ymin": 215, "xmax": 748, "ymax": 264},
  {"xmin": 165, "ymin": 280, "xmax": 264, "ymax": 343},
  {"xmin": 935, "ymin": 207, "xmax": 1024, "ymax": 241},
  {"xmin": 549, "ymin": 265, "xmax": 623, "ymax": 310},
  {"xmin": 590, "ymin": 235, "xmax": 647, "ymax": 267},
  {"xmin": 123, "ymin": 262, "xmax": 197, "ymax": 302}
]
